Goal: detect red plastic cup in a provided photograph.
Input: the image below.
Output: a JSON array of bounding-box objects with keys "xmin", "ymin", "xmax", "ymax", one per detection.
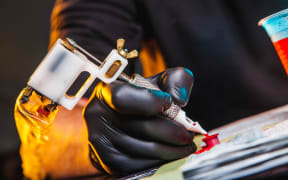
[{"xmin": 259, "ymin": 9, "xmax": 288, "ymax": 75}]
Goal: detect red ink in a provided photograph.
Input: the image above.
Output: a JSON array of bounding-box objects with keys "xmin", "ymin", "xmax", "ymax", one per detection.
[
  {"xmin": 194, "ymin": 146, "xmax": 214, "ymax": 154},
  {"xmin": 37, "ymin": 107, "xmax": 50, "ymax": 117},
  {"xmin": 195, "ymin": 133, "xmax": 220, "ymax": 154},
  {"xmin": 273, "ymin": 37, "xmax": 288, "ymax": 75},
  {"xmin": 202, "ymin": 133, "xmax": 220, "ymax": 148}
]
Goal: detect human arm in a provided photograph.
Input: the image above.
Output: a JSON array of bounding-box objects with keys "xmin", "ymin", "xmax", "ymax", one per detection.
[
  {"xmin": 50, "ymin": 0, "xmax": 143, "ymax": 75},
  {"xmin": 50, "ymin": 0, "xmax": 196, "ymax": 177}
]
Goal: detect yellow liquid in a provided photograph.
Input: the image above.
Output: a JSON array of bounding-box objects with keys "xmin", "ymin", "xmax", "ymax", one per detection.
[
  {"xmin": 14, "ymin": 89, "xmax": 99, "ymax": 179},
  {"xmin": 14, "ymin": 89, "xmax": 58, "ymax": 180}
]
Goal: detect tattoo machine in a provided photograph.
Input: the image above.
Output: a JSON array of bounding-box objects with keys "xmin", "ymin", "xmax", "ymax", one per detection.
[{"xmin": 20, "ymin": 38, "xmax": 207, "ymax": 134}]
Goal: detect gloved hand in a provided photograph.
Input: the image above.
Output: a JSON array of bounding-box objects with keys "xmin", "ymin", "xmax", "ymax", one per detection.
[{"xmin": 84, "ymin": 67, "xmax": 196, "ymax": 177}]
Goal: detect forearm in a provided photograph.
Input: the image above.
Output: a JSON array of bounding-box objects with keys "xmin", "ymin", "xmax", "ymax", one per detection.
[{"xmin": 50, "ymin": 0, "xmax": 143, "ymax": 73}]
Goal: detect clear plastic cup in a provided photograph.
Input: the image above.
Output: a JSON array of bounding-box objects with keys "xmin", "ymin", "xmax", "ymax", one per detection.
[{"xmin": 259, "ymin": 8, "xmax": 288, "ymax": 74}]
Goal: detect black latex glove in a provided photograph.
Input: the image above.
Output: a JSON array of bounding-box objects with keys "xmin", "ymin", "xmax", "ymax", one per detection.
[{"xmin": 84, "ymin": 67, "xmax": 196, "ymax": 177}]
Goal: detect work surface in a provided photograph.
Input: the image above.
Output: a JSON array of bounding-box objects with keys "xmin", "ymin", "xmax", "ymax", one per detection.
[
  {"xmin": 122, "ymin": 105, "xmax": 288, "ymax": 180},
  {"xmin": 2, "ymin": 105, "xmax": 288, "ymax": 180}
]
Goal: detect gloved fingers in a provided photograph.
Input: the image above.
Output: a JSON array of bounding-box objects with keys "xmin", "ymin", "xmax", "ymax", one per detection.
[
  {"xmin": 84, "ymin": 98, "xmax": 194, "ymax": 145},
  {"xmin": 84, "ymin": 94, "xmax": 196, "ymax": 177},
  {"xmin": 89, "ymin": 137, "xmax": 163, "ymax": 177},
  {"xmin": 86, "ymin": 113, "xmax": 163, "ymax": 177},
  {"xmin": 85, "ymin": 105, "xmax": 195, "ymax": 161},
  {"xmin": 103, "ymin": 124, "xmax": 196, "ymax": 161},
  {"xmin": 88, "ymin": 124, "xmax": 195, "ymax": 177},
  {"xmin": 147, "ymin": 67, "xmax": 194, "ymax": 107},
  {"xmin": 95, "ymin": 81, "xmax": 172, "ymax": 116},
  {"xmin": 110, "ymin": 114, "xmax": 194, "ymax": 146}
]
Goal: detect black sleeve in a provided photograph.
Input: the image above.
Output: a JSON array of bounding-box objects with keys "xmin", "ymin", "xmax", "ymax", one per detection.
[{"xmin": 50, "ymin": 0, "xmax": 143, "ymax": 74}]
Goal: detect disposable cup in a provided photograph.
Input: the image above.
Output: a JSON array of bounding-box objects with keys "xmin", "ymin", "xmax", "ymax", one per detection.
[{"xmin": 259, "ymin": 9, "xmax": 288, "ymax": 74}]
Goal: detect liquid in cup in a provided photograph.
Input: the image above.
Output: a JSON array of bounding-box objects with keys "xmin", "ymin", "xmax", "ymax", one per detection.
[{"xmin": 259, "ymin": 8, "xmax": 288, "ymax": 75}]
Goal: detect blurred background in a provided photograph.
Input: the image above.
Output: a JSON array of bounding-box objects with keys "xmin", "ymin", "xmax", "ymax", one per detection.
[
  {"xmin": 1, "ymin": 1, "xmax": 288, "ymax": 179},
  {"xmin": 0, "ymin": 1, "xmax": 54, "ymax": 179}
]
